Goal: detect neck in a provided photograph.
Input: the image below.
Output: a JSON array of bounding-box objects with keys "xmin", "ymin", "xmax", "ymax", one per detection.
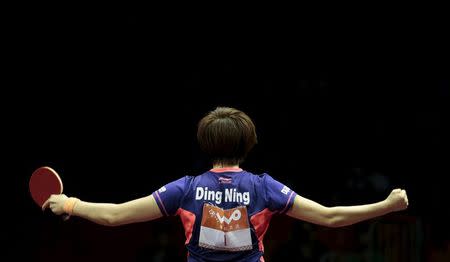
[{"xmin": 212, "ymin": 164, "xmax": 240, "ymax": 169}]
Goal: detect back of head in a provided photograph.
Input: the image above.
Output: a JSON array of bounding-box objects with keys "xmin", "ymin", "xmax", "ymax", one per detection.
[{"xmin": 197, "ymin": 107, "xmax": 257, "ymax": 166}]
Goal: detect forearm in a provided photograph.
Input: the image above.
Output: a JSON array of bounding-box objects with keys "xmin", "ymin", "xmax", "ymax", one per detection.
[
  {"xmin": 287, "ymin": 191, "xmax": 408, "ymax": 228},
  {"xmin": 72, "ymin": 200, "xmax": 119, "ymax": 226},
  {"xmin": 71, "ymin": 195, "xmax": 162, "ymax": 226},
  {"xmin": 328, "ymin": 200, "xmax": 391, "ymax": 227},
  {"xmin": 44, "ymin": 194, "xmax": 163, "ymax": 226}
]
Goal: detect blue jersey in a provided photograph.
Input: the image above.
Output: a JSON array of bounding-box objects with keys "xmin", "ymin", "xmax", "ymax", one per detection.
[{"xmin": 152, "ymin": 168, "xmax": 297, "ymax": 262}]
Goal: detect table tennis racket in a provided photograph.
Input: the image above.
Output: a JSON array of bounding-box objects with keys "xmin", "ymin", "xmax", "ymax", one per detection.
[
  {"xmin": 29, "ymin": 166, "xmax": 63, "ymax": 208},
  {"xmin": 30, "ymin": 166, "xmax": 71, "ymax": 220}
]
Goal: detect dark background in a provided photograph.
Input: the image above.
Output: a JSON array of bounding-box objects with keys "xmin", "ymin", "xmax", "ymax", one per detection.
[{"xmin": 4, "ymin": 6, "xmax": 449, "ymax": 261}]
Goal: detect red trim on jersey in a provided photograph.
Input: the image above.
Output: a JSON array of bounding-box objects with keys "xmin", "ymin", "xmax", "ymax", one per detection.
[
  {"xmin": 250, "ymin": 208, "xmax": 275, "ymax": 252},
  {"xmin": 210, "ymin": 167, "xmax": 243, "ymax": 173},
  {"xmin": 176, "ymin": 208, "xmax": 196, "ymax": 244}
]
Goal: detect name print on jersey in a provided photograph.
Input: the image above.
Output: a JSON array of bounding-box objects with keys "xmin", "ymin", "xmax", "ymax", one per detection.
[{"xmin": 195, "ymin": 187, "xmax": 250, "ymax": 205}]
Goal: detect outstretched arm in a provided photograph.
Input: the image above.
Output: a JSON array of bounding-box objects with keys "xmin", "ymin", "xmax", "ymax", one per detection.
[
  {"xmin": 42, "ymin": 194, "xmax": 163, "ymax": 226},
  {"xmin": 286, "ymin": 189, "xmax": 408, "ymax": 227}
]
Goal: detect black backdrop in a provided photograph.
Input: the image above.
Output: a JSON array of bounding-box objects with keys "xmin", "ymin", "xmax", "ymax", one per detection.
[{"xmin": 4, "ymin": 7, "xmax": 450, "ymax": 261}]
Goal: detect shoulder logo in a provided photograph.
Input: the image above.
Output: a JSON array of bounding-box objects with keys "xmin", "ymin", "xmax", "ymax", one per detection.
[
  {"xmin": 158, "ymin": 186, "xmax": 167, "ymax": 193},
  {"xmin": 281, "ymin": 186, "xmax": 290, "ymax": 195}
]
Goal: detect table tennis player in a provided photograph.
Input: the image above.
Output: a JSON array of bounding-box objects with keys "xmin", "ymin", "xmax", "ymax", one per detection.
[{"xmin": 43, "ymin": 107, "xmax": 409, "ymax": 261}]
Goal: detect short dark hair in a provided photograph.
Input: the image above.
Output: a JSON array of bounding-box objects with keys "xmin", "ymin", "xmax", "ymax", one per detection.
[{"xmin": 197, "ymin": 107, "xmax": 257, "ymax": 166}]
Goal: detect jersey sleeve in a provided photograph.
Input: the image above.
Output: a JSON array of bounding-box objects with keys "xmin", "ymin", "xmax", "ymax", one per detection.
[
  {"xmin": 263, "ymin": 174, "xmax": 297, "ymax": 214},
  {"xmin": 152, "ymin": 176, "xmax": 190, "ymax": 216}
]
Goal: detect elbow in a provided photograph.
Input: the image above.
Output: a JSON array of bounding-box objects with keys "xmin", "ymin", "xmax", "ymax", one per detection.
[
  {"xmin": 103, "ymin": 206, "xmax": 121, "ymax": 227},
  {"xmin": 324, "ymin": 207, "xmax": 344, "ymax": 228},
  {"xmin": 96, "ymin": 213, "xmax": 118, "ymax": 227},
  {"xmin": 103, "ymin": 215, "xmax": 119, "ymax": 227},
  {"xmin": 326, "ymin": 217, "xmax": 343, "ymax": 228}
]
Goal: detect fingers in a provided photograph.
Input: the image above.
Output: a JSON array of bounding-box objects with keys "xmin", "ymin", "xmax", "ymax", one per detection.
[
  {"xmin": 41, "ymin": 194, "xmax": 62, "ymax": 212},
  {"xmin": 392, "ymin": 188, "xmax": 406, "ymax": 197},
  {"xmin": 397, "ymin": 189, "xmax": 408, "ymax": 208},
  {"xmin": 390, "ymin": 188, "xmax": 409, "ymax": 210},
  {"xmin": 402, "ymin": 190, "xmax": 409, "ymax": 206},
  {"xmin": 392, "ymin": 188, "xmax": 402, "ymax": 195},
  {"xmin": 42, "ymin": 196, "xmax": 53, "ymax": 211}
]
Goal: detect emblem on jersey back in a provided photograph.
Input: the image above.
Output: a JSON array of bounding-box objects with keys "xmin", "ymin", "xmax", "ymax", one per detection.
[
  {"xmin": 218, "ymin": 177, "xmax": 232, "ymax": 184},
  {"xmin": 199, "ymin": 204, "xmax": 252, "ymax": 251}
]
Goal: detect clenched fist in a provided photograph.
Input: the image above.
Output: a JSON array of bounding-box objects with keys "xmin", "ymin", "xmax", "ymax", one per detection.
[
  {"xmin": 42, "ymin": 194, "xmax": 69, "ymax": 215},
  {"xmin": 385, "ymin": 189, "xmax": 408, "ymax": 212}
]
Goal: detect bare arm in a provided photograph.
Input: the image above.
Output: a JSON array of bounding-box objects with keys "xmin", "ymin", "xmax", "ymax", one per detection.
[
  {"xmin": 42, "ymin": 194, "xmax": 163, "ymax": 226},
  {"xmin": 286, "ymin": 189, "xmax": 408, "ymax": 227}
]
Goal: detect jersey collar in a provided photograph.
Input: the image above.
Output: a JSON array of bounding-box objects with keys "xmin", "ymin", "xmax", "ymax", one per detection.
[{"xmin": 210, "ymin": 167, "xmax": 243, "ymax": 173}]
